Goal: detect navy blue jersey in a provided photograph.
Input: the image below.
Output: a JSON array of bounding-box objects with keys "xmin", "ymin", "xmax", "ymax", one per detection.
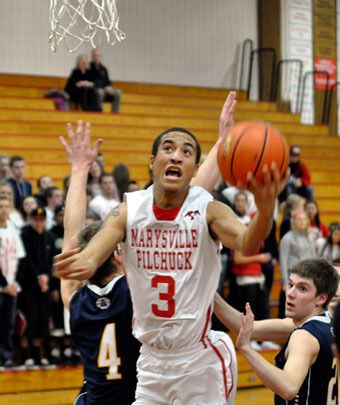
[
  {"xmin": 275, "ymin": 313, "xmax": 337, "ymax": 405},
  {"xmin": 70, "ymin": 275, "xmax": 141, "ymax": 405}
]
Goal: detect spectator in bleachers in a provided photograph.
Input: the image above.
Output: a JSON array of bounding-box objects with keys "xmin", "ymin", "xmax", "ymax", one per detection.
[
  {"xmin": 279, "ymin": 193, "xmax": 304, "ymax": 239},
  {"xmin": 0, "ymin": 154, "xmax": 10, "ymax": 182},
  {"xmin": 65, "ymin": 54, "xmax": 101, "ymax": 112},
  {"xmin": 113, "ymin": 163, "xmax": 130, "ymax": 201},
  {"xmin": 34, "ymin": 175, "xmax": 53, "ymax": 207},
  {"xmin": 88, "ymin": 160, "xmax": 103, "ymax": 197},
  {"xmin": 0, "ymin": 196, "xmax": 25, "ymax": 368},
  {"xmin": 89, "ymin": 49, "xmax": 122, "ymax": 112},
  {"xmin": 88, "ymin": 173, "xmax": 120, "ymax": 220},
  {"xmin": 96, "ymin": 152, "xmax": 105, "ymax": 171},
  {"xmin": 305, "ymin": 200, "xmax": 329, "ymax": 242},
  {"xmin": 21, "ymin": 196, "xmax": 38, "ymax": 224},
  {"xmin": 45, "ymin": 187, "xmax": 64, "ymax": 230},
  {"xmin": 316, "ymin": 222, "xmax": 340, "ymax": 261},
  {"xmin": 6, "ymin": 156, "xmax": 32, "ymax": 211},
  {"xmin": 222, "ymin": 185, "xmax": 257, "ymax": 217},
  {"xmin": 281, "ymin": 145, "xmax": 314, "ymax": 203},
  {"xmin": 17, "ymin": 207, "xmax": 56, "ymax": 368},
  {"xmin": 0, "ymin": 181, "xmax": 24, "ymax": 231},
  {"xmin": 127, "ymin": 180, "xmax": 141, "ymax": 192},
  {"xmin": 278, "ymin": 209, "xmax": 316, "ymax": 317}
]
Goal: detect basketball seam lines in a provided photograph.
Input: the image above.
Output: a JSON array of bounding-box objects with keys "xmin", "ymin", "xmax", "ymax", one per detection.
[
  {"xmin": 253, "ymin": 124, "xmax": 268, "ymax": 178},
  {"xmin": 230, "ymin": 126, "xmax": 250, "ymax": 184}
]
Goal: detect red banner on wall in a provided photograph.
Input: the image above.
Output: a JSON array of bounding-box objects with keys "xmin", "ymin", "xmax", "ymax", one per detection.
[{"xmin": 314, "ymin": 57, "xmax": 337, "ymax": 90}]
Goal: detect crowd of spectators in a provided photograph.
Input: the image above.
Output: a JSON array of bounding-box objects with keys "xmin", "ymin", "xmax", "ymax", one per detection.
[{"xmin": 0, "ymin": 153, "xmax": 140, "ymax": 369}]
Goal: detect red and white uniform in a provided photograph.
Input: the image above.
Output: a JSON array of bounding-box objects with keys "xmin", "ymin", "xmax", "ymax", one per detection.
[{"xmin": 122, "ymin": 186, "xmax": 236, "ymax": 405}]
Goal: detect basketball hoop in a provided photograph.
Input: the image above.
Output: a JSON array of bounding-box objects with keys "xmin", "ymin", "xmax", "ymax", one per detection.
[{"xmin": 49, "ymin": 0, "xmax": 126, "ymax": 53}]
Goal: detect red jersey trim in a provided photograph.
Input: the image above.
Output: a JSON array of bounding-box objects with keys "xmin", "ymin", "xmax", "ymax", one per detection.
[
  {"xmin": 200, "ymin": 305, "xmax": 212, "ymax": 348},
  {"xmin": 153, "ymin": 204, "xmax": 182, "ymax": 221}
]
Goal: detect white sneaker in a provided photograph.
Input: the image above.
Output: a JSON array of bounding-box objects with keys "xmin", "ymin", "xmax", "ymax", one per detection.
[{"xmin": 261, "ymin": 341, "xmax": 281, "ymax": 350}]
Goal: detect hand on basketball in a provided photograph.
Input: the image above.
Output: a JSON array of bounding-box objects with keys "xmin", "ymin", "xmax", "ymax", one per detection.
[
  {"xmin": 60, "ymin": 120, "xmax": 102, "ymax": 170},
  {"xmin": 219, "ymin": 91, "xmax": 237, "ymax": 142},
  {"xmin": 54, "ymin": 247, "xmax": 96, "ymax": 281},
  {"xmin": 237, "ymin": 163, "xmax": 289, "ymax": 214},
  {"xmin": 236, "ymin": 303, "xmax": 254, "ymax": 351}
]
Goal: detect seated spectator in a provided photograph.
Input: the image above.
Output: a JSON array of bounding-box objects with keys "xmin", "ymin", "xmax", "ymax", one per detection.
[
  {"xmin": 127, "ymin": 180, "xmax": 141, "ymax": 192},
  {"xmin": 305, "ymin": 200, "xmax": 329, "ymax": 242},
  {"xmin": 21, "ymin": 196, "xmax": 38, "ymax": 224},
  {"xmin": 89, "ymin": 49, "xmax": 122, "ymax": 112},
  {"xmin": 17, "ymin": 207, "xmax": 56, "ymax": 368},
  {"xmin": 87, "ymin": 160, "xmax": 103, "ymax": 197},
  {"xmin": 0, "ymin": 154, "xmax": 10, "ymax": 182},
  {"xmin": 34, "ymin": 176, "xmax": 53, "ymax": 207},
  {"xmin": 6, "ymin": 155, "xmax": 32, "ymax": 211},
  {"xmin": 316, "ymin": 222, "xmax": 340, "ymax": 261},
  {"xmin": 88, "ymin": 173, "xmax": 120, "ymax": 220},
  {"xmin": 281, "ymin": 145, "xmax": 314, "ymax": 202},
  {"xmin": 0, "ymin": 196, "xmax": 25, "ymax": 368},
  {"xmin": 278, "ymin": 209, "xmax": 316, "ymax": 317},
  {"xmin": 0, "ymin": 181, "xmax": 24, "ymax": 232},
  {"xmin": 222, "ymin": 185, "xmax": 257, "ymax": 216},
  {"xmin": 45, "ymin": 187, "xmax": 64, "ymax": 230},
  {"xmin": 64, "ymin": 54, "xmax": 101, "ymax": 112},
  {"xmin": 113, "ymin": 163, "xmax": 130, "ymax": 201},
  {"xmin": 279, "ymin": 193, "xmax": 304, "ymax": 239},
  {"xmin": 232, "ymin": 191, "xmax": 251, "ymax": 225}
]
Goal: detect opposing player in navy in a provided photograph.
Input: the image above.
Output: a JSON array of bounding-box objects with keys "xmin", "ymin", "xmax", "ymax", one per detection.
[
  {"xmin": 55, "ymin": 90, "xmax": 288, "ymax": 404},
  {"xmin": 59, "ymin": 122, "xmax": 140, "ymax": 405},
  {"xmin": 234, "ymin": 258, "xmax": 338, "ymax": 404}
]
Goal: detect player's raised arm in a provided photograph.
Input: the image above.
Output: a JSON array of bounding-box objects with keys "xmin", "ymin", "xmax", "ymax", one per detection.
[
  {"xmin": 214, "ymin": 294, "xmax": 293, "ymax": 343},
  {"xmin": 191, "ymin": 91, "xmax": 236, "ymax": 192},
  {"xmin": 58, "ymin": 120, "xmax": 102, "ymax": 307}
]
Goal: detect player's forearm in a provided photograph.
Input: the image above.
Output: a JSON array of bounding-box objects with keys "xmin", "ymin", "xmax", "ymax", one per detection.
[
  {"xmin": 63, "ymin": 167, "xmax": 89, "ymax": 251},
  {"xmin": 239, "ymin": 345, "xmax": 300, "ymax": 400},
  {"xmin": 239, "ymin": 210, "xmax": 273, "ymax": 255},
  {"xmin": 214, "ymin": 293, "xmax": 242, "ymax": 333},
  {"xmin": 191, "ymin": 141, "xmax": 222, "ymax": 192},
  {"xmin": 233, "ymin": 251, "xmax": 263, "ymax": 265}
]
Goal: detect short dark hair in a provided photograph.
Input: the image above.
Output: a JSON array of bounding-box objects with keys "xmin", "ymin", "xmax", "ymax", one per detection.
[
  {"xmin": 99, "ymin": 173, "xmax": 113, "ymax": 184},
  {"xmin": 9, "ymin": 155, "xmax": 24, "ymax": 167},
  {"xmin": 151, "ymin": 127, "xmax": 201, "ymax": 164},
  {"xmin": 45, "ymin": 186, "xmax": 59, "ymax": 200},
  {"xmin": 78, "ymin": 220, "xmax": 118, "ymax": 284},
  {"xmin": 291, "ymin": 258, "xmax": 338, "ymax": 308}
]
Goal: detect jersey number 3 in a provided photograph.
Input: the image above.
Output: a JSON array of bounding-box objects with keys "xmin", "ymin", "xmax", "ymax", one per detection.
[
  {"xmin": 151, "ymin": 275, "xmax": 175, "ymax": 318},
  {"xmin": 97, "ymin": 323, "xmax": 122, "ymax": 380}
]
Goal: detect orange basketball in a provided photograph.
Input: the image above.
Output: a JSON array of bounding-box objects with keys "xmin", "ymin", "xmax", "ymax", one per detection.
[{"xmin": 217, "ymin": 121, "xmax": 289, "ymax": 186}]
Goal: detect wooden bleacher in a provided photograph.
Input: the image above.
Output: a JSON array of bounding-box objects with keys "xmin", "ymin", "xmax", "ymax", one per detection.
[{"xmin": 0, "ymin": 73, "xmax": 339, "ymax": 399}]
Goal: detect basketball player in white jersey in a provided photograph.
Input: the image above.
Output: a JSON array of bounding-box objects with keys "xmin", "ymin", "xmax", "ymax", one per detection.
[{"xmin": 55, "ymin": 92, "xmax": 288, "ymax": 404}]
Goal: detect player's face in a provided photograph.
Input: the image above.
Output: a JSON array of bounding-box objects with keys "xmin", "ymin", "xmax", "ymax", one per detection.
[
  {"xmin": 285, "ymin": 273, "xmax": 327, "ymax": 323},
  {"xmin": 150, "ymin": 132, "xmax": 198, "ymax": 194},
  {"xmin": 328, "ymin": 266, "xmax": 340, "ymax": 317}
]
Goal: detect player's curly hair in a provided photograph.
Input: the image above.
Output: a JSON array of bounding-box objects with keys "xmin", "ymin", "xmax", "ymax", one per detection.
[
  {"xmin": 291, "ymin": 258, "xmax": 338, "ymax": 308},
  {"xmin": 78, "ymin": 220, "xmax": 119, "ymax": 285}
]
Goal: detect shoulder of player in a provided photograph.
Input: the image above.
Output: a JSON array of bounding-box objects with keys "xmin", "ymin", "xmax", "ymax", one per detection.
[{"xmin": 288, "ymin": 328, "xmax": 320, "ymax": 355}]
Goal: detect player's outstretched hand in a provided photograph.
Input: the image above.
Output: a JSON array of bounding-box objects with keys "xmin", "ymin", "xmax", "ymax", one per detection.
[
  {"xmin": 236, "ymin": 303, "xmax": 254, "ymax": 351},
  {"xmin": 54, "ymin": 247, "xmax": 96, "ymax": 281},
  {"xmin": 237, "ymin": 163, "xmax": 289, "ymax": 214},
  {"xmin": 219, "ymin": 91, "xmax": 237, "ymax": 142},
  {"xmin": 60, "ymin": 120, "xmax": 102, "ymax": 169}
]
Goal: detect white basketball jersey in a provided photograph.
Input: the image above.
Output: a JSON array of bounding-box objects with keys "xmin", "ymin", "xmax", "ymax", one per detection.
[{"xmin": 121, "ymin": 186, "xmax": 221, "ymax": 350}]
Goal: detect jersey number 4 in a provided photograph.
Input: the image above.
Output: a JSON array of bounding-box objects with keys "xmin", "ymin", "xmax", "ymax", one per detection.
[
  {"xmin": 151, "ymin": 275, "xmax": 175, "ymax": 318},
  {"xmin": 97, "ymin": 323, "xmax": 122, "ymax": 380}
]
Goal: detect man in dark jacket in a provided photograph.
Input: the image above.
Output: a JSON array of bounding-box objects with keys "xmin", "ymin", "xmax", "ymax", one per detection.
[{"xmin": 89, "ymin": 49, "xmax": 121, "ymax": 112}]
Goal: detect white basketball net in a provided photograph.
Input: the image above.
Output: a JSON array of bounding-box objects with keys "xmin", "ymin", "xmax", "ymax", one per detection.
[{"xmin": 49, "ymin": 0, "xmax": 126, "ymax": 52}]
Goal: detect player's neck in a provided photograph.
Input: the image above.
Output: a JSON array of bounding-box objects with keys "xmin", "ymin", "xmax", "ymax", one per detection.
[
  {"xmin": 153, "ymin": 186, "xmax": 189, "ymax": 209},
  {"xmin": 293, "ymin": 307, "xmax": 325, "ymax": 327}
]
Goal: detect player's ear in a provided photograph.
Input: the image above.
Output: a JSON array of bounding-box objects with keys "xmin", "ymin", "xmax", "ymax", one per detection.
[
  {"xmin": 316, "ymin": 292, "xmax": 328, "ymax": 307},
  {"xmin": 149, "ymin": 155, "xmax": 155, "ymax": 171}
]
